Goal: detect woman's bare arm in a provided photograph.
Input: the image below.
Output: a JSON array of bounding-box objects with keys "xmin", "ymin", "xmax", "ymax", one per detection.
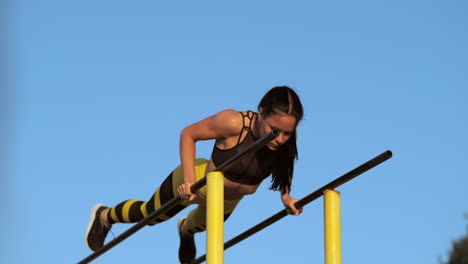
[{"xmin": 178, "ymin": 109, "xmax": 242, "ymax": 200}]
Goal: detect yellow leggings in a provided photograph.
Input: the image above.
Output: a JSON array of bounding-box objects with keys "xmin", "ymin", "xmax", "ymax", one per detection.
[{"xmin": 104, "ymin": 158, "xmax": 241, "ymax": 234}]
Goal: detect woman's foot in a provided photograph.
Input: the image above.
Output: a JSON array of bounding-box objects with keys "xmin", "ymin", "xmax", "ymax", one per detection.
[
  {"xmin": 84, "ymin": 204, "xmax": 111, "ymax": 251},
  {"xmin": 177, "ymin": 217, "xmax": 196, "ymax": 263}
]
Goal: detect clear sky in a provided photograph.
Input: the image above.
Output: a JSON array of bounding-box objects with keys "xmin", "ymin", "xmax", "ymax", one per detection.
[{"xmin": 4, "ymin": 1, "xmax": 468, "ymax": 263}]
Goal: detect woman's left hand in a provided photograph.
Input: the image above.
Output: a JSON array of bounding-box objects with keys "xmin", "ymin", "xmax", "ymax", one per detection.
[{"xmin": 283, "ymin": 197, "xmax": 303, "ymax": 216}]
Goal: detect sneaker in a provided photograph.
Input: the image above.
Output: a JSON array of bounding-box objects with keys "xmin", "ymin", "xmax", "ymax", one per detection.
[
  {"xmin": 84, "ymin": 204, "xmax": 111, "ymax": 251},
  {"xmin": 178, "ymin": 217, "xmax": 196, "ymax": 263}
]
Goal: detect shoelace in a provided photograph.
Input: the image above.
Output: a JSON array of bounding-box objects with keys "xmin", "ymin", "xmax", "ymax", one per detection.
[{"xmin": 101, "ymin": 219, "xmax": 116, "ymax": 240}]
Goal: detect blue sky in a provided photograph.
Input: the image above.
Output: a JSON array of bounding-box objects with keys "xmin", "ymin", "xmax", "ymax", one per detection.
[{"xmin": 5, "ymin": 1, "xmax": 468, "ymax": 263}]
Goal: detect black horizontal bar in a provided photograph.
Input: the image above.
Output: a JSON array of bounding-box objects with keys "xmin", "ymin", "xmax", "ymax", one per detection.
[
  {"xmin": 190, "ymin": 150, "xmax": 393, "ymax": 264},
  {"xmin": 295, "ymin": 150, "xmax": 392, "ymax": 208},
  {"xmin": 78, "ymin": 129, "xmax": 279, "ymax": 264}
]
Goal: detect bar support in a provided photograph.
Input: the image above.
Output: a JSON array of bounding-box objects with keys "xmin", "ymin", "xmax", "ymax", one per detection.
[
  {"xmin": 190, "ymin": 150, "xmax": 392, "ymax": 264},
  {"xmin": 324, "ymin": 189, "xmax": 342, "ymax": 264},
  {"xmin": 207, "ymin": 171, "xmax": 224, "ymax": 264}
]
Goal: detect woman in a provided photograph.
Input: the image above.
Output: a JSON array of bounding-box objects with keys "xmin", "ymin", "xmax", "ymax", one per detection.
[{"xmin": 85, "ymin": 86, "xmax": 304, "ymax": 263}]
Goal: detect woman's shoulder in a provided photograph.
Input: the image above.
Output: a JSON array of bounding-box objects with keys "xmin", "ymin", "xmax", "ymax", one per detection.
[
  {"xmin": 214, "ymin": 109, "xmax": 257, "ymax": 122},
  {"xmin": 216, "ymin": 109, "xmax": 242, "ymax": 118},
  {"xmin": 210, "ymin": 109, "xmax": 248, "ymax": 136},
  {"xmin": 219, "ymin": 109, "xmax": 257, "ymax": 116}
]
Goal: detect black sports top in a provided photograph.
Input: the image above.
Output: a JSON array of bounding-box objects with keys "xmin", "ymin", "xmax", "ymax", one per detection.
[{"xmin": 211, "ymin": 111, "xmax": 277, "ymax": 186}]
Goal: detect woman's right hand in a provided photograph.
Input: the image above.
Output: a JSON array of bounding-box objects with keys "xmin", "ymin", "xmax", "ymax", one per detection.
[{"xmin": 178, "ymin": 182, "xmax": 197, "ymax": 201}]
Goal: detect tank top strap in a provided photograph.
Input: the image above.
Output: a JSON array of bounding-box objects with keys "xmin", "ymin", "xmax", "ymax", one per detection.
[
  {"xmin": 246, "ymin": 110, "xmax": 255, "ymax": 129},
  {"xmin": 236, "ymin": 110, "xmax": 255, "ymax": 145}
]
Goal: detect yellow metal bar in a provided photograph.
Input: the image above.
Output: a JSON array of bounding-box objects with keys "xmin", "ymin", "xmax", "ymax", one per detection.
[
  {"xmin": 207, "ymin": 171, "xmax": 224, "ymax": 264},
  {"xmin": 324, "ymin": 189, "xmax": 342, "ymax": 264}
]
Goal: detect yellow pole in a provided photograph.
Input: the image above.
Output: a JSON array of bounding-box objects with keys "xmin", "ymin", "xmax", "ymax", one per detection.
[
  {"xmin": 324, "ymin": 189, "xmax": 342, "ymax": 264},
  {"xmin": 207, "ymin": 171, "xmax": 224, "ymax": 264}
]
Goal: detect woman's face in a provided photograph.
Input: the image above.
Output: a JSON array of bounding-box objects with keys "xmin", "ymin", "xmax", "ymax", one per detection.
[{"xmin": 258, "ymin": 112, "xmax": 297, "ymax": 151}]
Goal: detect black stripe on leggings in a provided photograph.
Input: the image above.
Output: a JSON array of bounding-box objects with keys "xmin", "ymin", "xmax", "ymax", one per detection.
[
  {"xmin": 114, "ymin": 202, "xmax": 125, "ymax": 223},
  {"xmin": 158, "ymin": 171, "xmax": 188, "ymax": 217},
  {"xmin": 144, "ymin": 171, "xmax": 174, "ymax": 218},
  {"xmin": 129, "ymin": 201, "xmax": 145, "ymax": 222},
  {"xmin": 159, "ymin": 172, "xmax": 175, "ymax": 205}
]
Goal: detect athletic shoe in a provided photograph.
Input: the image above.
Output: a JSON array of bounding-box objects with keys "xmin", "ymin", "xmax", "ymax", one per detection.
[
  {"xmin": 84, "ymin": 204, "xmax": 111, "ymax": 251},
  {"xmin": 178, "ymin": 217, "xmax": 196, "ymax": 263}
]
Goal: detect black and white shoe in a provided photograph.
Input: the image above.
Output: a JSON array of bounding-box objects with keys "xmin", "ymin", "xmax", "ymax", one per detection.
[
  {"xmin": 178, "ymin": 217, "xmax": 196, "ymax": 264},
  {"xmin": 84, "ymin": 204, "xmax": 111, "ymax": 251}
]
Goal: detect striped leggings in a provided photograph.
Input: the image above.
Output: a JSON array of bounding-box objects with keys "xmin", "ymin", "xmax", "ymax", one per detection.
[{"xmin": 104, "ymin": 158, "xmax": 241, "ymax": 235}]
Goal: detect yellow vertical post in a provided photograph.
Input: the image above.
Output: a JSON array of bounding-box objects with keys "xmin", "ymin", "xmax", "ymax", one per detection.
[
  {"xmin": 207, "ymin": 171, "xmax": 224, "ymax": 264},
  {"xmin": 324, "ymin": 189, "xmax": 342, "ymax": 264}
]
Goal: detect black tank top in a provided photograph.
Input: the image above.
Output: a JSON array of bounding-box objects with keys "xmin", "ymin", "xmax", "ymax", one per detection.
[{"xmin": 211, "ymin": 111, "xmax": 277, "ymax": 185}]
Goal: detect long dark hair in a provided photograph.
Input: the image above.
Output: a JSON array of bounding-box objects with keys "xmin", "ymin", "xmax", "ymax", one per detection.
[{"xmin": 258, "ymin": 86, "xmax": 304, "ymax": 194}]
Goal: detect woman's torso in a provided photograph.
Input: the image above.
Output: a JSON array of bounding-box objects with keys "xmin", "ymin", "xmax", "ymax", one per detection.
[{"xmin": 206, "ymin": 110, "xmax": 276, "ymax": 200}]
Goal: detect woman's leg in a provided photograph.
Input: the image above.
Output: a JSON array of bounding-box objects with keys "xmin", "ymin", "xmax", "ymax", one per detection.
[
  {"xmin": 85, "ymin": 158, "xmax": 209, "ymax": 251},
  {"xmin": 104, "ymin": 170, "xmax": 189, "ymax": 226},
  {"xmin": 177, "ymin": 185, "xmax": 242, "ymax": 263},
  {"xmin": 183, "ymin": 197, "xmax": 241, "ymax": 235},
  {"xmin": 104, "ymin": 159, "xmax": 210, "ymax": 225}
]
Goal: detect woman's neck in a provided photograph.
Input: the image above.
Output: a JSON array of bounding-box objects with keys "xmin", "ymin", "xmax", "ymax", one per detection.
[{"xmin": 251, "ymin": 113, "xmax": 260, "ymax": 139}]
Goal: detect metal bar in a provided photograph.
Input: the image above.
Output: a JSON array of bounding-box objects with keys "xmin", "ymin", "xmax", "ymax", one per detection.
[
  {"xmin": 78, "ymin": 129, "xmax": 279, "ymax": 264},
  {"xmin": 206, "ymin": 171, "xmax": 224, "ymax": 264},
  {"xmin": 190, "ymin": 150, "xmax": 393, "ymax": 264},
  {"xmin": 295, "ymin": 150, "xmax": 393, "ymax": 209},
  {"xmin": 324, "ymin": 190, "xmax": 342, "ymax": 264}
]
